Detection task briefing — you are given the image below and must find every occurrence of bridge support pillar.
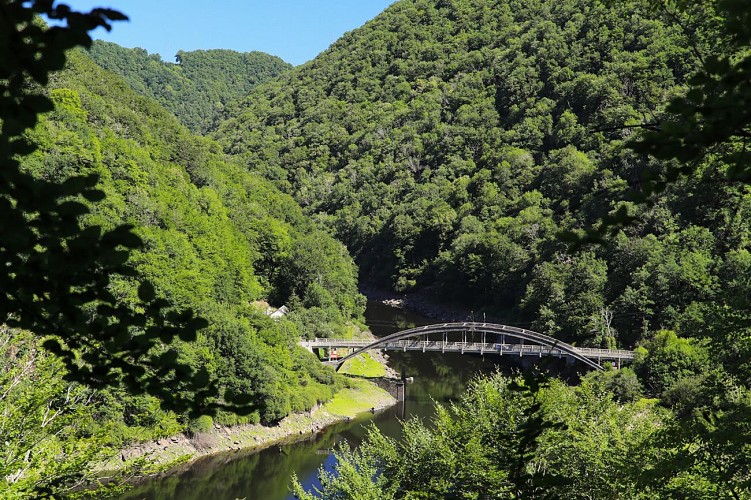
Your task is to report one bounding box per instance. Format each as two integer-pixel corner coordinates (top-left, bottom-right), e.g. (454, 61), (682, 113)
(396, 381), (405, 401)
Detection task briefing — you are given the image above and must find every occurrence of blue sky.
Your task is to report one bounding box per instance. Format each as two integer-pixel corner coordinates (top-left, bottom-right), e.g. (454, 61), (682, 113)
(65, 1), (397, 65)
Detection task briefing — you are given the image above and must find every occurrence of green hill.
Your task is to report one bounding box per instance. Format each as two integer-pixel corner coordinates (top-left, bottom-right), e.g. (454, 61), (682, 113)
(215, 0), (739, 348)
(2, 19), (362, 494)
(6, 41), (363, 443)
(88, 42), (292, 134)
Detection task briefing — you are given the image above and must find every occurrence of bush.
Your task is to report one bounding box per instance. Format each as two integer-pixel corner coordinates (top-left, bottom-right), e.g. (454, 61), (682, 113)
(187, 415), (214, 436)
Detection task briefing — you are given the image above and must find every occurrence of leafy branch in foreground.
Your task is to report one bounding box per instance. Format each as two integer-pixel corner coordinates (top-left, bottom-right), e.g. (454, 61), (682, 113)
(0, 0), (250, 415)
(506, 371), (569, 498)
(293, 370), (661, 499)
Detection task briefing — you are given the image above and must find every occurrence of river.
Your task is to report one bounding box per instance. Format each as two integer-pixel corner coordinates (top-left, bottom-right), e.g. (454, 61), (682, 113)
(116, 301), (574, 500)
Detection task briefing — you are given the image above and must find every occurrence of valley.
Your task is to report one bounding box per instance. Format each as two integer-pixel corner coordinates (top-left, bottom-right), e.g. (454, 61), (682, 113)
(1, 0), (750, 498)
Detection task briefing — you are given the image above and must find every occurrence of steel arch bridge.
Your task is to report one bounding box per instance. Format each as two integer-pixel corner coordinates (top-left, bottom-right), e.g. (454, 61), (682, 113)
(299, 322), (634, 372)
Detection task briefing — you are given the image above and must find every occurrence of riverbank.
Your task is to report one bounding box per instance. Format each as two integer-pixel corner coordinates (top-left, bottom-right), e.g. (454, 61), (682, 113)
(99, 379), (396, 485)
(339, 350), (400, 379)
(102, 300), (487, 499)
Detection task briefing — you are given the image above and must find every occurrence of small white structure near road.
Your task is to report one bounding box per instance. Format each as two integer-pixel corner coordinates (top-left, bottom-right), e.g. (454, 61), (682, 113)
(268, 305), (289, 320)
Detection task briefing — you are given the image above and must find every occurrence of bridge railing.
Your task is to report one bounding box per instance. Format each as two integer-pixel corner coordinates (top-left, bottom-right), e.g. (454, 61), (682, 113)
(301, 322), (636, 372)
(301, 338), (635, 361)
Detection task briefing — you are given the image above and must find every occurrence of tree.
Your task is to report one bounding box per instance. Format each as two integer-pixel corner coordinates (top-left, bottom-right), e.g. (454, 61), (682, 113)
(632, 0), (751, 184)
(0, 327), (111, 496)
(564, 0), (751, 242)
(294, 371), (666, 499)
(0, 0), (253, 415)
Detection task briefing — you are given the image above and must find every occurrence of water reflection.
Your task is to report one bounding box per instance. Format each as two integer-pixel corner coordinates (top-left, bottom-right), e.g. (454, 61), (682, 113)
(117, 413), (379, 500)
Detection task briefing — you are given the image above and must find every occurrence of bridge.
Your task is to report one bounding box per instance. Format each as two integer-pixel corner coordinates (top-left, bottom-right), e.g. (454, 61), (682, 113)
(299, 322), (635, 371)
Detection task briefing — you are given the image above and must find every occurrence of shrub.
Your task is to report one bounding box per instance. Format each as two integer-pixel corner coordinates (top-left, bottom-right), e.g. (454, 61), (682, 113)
(187, 415), (214, 436)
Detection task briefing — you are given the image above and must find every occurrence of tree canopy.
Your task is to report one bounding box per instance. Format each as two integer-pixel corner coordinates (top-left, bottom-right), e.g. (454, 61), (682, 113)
(88, 42), (292, 134)
(0, 2), (361, 495)
(214, 0), (735, 352)
(283, 0), (751, 497)
(5, 0), (751, 496)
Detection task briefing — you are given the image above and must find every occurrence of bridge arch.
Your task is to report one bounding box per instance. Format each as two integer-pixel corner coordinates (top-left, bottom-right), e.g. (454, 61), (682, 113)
(334, 322), (605, 371)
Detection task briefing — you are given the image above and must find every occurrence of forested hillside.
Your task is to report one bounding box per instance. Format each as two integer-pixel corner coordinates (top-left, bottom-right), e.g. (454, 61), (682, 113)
(215, 0), (739, 349)
(46, 47), (364, 421)
(5, 0), (751, 497)
(207, 0), (750, 497)
(88, 42), (291, 134)
(2, 43), (359, 495)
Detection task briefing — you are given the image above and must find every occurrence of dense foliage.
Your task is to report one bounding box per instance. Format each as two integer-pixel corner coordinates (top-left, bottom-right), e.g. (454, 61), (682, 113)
(5, 0), (751, 496)
(0, 0), (209, 411)
(214, 0), (745, 351)
(295, 371), (669, 499)
(88, 42), (291, 134)
(40, 47), (363, 423)
(0, 9), (358, 495)
(302, 331), (751, 498)
(285, 0), (751, 497)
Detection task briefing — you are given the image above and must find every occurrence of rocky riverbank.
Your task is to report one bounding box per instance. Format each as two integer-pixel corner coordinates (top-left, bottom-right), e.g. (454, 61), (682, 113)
(98, 379), (396, 484)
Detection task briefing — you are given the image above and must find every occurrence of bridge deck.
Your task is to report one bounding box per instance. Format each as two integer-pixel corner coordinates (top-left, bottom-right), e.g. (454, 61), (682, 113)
(300, 338), (634, 362)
